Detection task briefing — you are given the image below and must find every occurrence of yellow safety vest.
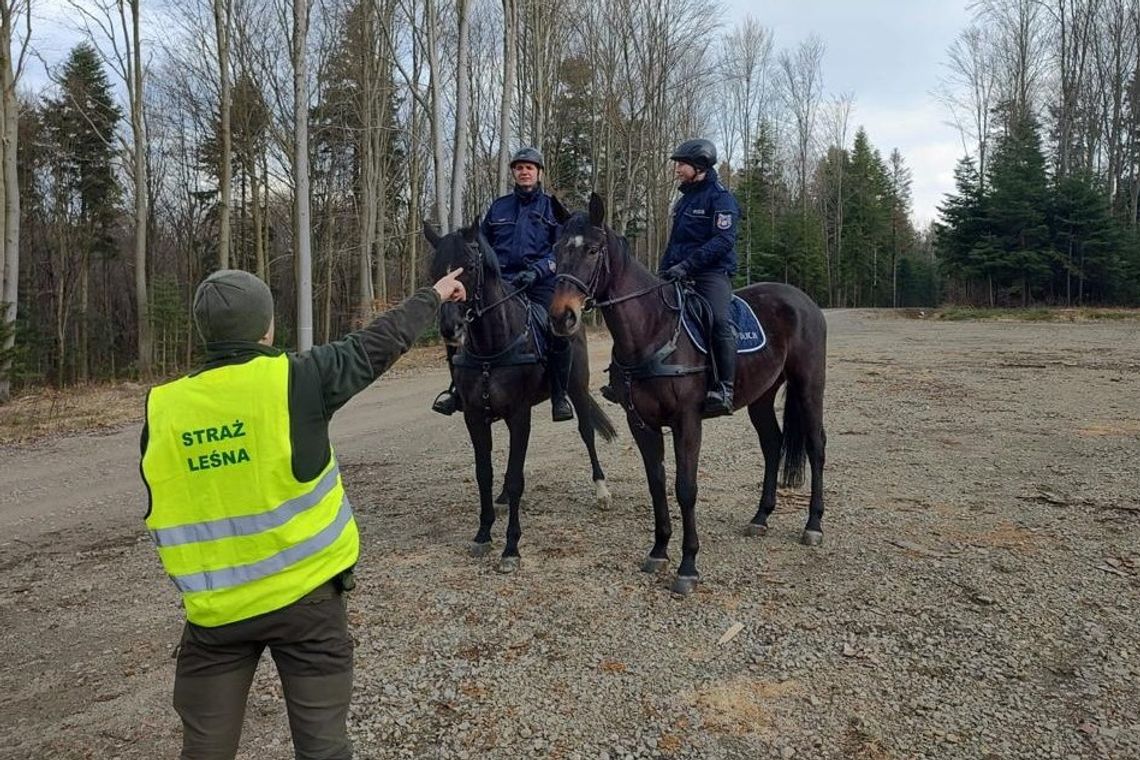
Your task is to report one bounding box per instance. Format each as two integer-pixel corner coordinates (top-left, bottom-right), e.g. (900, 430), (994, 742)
(141, 354), (359, 627)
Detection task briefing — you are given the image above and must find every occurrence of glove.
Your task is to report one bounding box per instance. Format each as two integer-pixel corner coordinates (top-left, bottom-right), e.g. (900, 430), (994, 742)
(663, 264), (688, 282)
(514, 269), (538, 289)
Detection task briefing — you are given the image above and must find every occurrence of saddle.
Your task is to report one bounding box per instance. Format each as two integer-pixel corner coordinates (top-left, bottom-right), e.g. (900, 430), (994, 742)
(678, 284), (768, 355)
(452, 301), (548, 369)
(603, 283), (768, 388)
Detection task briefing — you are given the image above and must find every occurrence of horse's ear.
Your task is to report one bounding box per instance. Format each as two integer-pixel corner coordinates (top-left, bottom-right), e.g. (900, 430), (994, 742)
(422, 220), (441, 248)
(461, 218), (479, 242)
(551, 194), (571, 224)
(588, 192), (606, 227)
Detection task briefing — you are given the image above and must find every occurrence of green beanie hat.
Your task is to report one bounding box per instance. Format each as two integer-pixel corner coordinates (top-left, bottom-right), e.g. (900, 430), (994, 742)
(192, 269), (274, 343)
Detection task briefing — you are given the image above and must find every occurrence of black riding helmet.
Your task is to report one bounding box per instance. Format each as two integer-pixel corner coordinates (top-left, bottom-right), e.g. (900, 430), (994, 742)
(509, 147), (545, 170)
(669, 139), (717, 173)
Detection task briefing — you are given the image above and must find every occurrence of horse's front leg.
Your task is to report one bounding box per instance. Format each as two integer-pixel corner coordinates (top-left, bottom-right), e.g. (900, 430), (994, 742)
(497, 407), (532, 573)
(464, 411), (495, 557)
(671, 414), (703, 596)
(631, 423), (670, 575)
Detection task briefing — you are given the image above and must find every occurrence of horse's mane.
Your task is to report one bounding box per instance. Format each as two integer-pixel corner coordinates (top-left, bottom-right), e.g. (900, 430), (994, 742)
(475, 229), (502, 279)
(430, 222), (503, 281)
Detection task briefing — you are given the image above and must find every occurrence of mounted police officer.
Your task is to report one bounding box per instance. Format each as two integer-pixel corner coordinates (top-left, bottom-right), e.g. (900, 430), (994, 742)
(661, 138), (740, 417)
(141, 267), (465, 759)
(431, 146), (574, 422)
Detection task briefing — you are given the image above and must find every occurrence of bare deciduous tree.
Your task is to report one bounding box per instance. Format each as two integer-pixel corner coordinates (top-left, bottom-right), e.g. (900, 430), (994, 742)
(0, 0), (30, 402)
(214, 0), (233, 268)
(938, 25), (999, 183)
(293, 0), (313, 350)
(69, 0), (154, 375)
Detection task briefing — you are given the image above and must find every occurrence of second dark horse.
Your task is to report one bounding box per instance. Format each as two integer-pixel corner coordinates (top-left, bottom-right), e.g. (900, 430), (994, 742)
(426, 220), (617, 573)
(550, 194), (828, 595)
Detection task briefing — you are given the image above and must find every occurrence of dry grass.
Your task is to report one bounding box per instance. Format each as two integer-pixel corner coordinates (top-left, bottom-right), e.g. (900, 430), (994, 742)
(685, 678), (802, 736)
(926, 306), (1140, 322)
(0, 344), (452, 446)
(1076, 420), (1140, 437)
(935, 520), (1050, 552)
(0, 382), (148, 445)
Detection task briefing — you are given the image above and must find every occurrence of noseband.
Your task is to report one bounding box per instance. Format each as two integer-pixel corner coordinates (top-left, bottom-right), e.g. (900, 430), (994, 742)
(554, 231), (668, 310)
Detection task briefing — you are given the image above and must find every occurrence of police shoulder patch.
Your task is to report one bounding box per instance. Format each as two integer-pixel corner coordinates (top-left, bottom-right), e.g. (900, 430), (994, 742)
(716, 212), (733, 230)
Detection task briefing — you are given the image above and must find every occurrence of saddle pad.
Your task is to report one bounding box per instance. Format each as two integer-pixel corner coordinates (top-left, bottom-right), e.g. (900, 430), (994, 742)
(682, 295), (767, 355)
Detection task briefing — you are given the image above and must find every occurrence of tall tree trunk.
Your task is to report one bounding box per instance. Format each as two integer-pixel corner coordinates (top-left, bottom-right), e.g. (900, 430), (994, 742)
(426, 0), (448, 231)
(129, 0), (151, 376)
(449, 0), (471, 231)
(0, 1), (19, 402)
(79, 247), (88, 382)
(293, 0), (313, 351)
(405, 16), (422, 296)
(359, 0), (377, 315)
(214, 0), (232, 268)
(261, 151), (270, 278)
(322, 247), (332, 342)
(374, 18), (393, 305)
(252, 157), (264, 280)
(496, 0), (517, 195)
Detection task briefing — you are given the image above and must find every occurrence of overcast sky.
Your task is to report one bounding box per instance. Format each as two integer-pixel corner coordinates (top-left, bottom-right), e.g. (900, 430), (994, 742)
(26, 0), (974, 227)
(721, 0), (975, 227)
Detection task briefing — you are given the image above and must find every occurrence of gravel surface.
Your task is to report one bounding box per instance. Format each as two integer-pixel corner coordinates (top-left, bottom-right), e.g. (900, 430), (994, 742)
(1, 310), (1137, 759)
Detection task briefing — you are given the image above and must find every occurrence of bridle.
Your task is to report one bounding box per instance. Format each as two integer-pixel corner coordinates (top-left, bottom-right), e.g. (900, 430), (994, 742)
(554, 229), (669, 311)
(460, 235), (528, 323)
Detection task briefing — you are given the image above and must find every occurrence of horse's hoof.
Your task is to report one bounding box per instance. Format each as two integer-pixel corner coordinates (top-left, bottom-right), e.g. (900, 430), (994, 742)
(801, 530), (824, 547)
(670, 575), (699, 596)
(469, 541), (493, 557)
(496, 556), (520, 574)
(744, 522), (768, 537)
(495, 490), (509, 505)
(594, 480), (612, 511)
(641, 556), (668, 574)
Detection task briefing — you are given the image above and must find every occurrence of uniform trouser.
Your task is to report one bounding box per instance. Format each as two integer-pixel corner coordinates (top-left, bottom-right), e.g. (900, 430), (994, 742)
(691, 271), (735, 349)
(173, 582), (353, 760)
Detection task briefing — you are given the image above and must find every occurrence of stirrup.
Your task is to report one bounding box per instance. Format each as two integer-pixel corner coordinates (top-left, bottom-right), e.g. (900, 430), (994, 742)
(551, 395), (574, 422)
(431, 389), (460, 416)
(701, 389), (733, 417)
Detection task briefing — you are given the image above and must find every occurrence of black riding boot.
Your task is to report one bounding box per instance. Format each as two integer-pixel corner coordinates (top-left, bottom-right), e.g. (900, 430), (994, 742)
(431, 345), (462, 416)
(548, 340), (575, 422)
(703, 331), (736, 417)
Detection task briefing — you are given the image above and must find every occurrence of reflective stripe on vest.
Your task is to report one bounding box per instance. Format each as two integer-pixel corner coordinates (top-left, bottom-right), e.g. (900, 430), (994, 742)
(141, 353), (359, 627)
(150, 463), (341, 548)
(169, 494), (353, 593)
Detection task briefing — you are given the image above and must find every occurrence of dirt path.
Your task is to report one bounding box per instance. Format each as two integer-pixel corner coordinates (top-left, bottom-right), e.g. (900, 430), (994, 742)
(1, 311), (1138, 759)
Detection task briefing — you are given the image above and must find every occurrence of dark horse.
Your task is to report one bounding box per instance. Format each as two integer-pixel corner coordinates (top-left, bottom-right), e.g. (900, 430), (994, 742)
(425, 219), (617, 573)
(549, 194), (828, 595)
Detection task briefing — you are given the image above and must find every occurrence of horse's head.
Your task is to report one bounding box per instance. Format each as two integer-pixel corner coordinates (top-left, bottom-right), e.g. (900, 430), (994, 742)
(424, 218), (498, 346)
(551, 193), (612, 337)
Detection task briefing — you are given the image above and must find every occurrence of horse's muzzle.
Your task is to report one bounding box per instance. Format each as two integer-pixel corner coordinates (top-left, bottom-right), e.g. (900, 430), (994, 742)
(440, 325), (466, 347)
(549, 304), (581, 337)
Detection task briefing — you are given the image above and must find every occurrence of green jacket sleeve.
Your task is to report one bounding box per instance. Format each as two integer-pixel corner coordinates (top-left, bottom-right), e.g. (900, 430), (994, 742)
(303, 287), (442, 415)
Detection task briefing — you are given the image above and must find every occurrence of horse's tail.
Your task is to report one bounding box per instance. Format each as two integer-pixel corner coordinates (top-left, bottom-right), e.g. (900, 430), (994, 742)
(780, 386), (807, 489)
(582, 393), (618, 442)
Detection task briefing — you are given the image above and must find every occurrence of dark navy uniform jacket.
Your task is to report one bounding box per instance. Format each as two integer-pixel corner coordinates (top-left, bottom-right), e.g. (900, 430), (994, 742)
(660, 167), (740, 277)
(480, 185), (560, 287)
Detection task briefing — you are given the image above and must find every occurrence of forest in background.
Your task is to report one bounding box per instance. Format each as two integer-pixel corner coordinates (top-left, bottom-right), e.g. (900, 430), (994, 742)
(0, 0), (1137, 398)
